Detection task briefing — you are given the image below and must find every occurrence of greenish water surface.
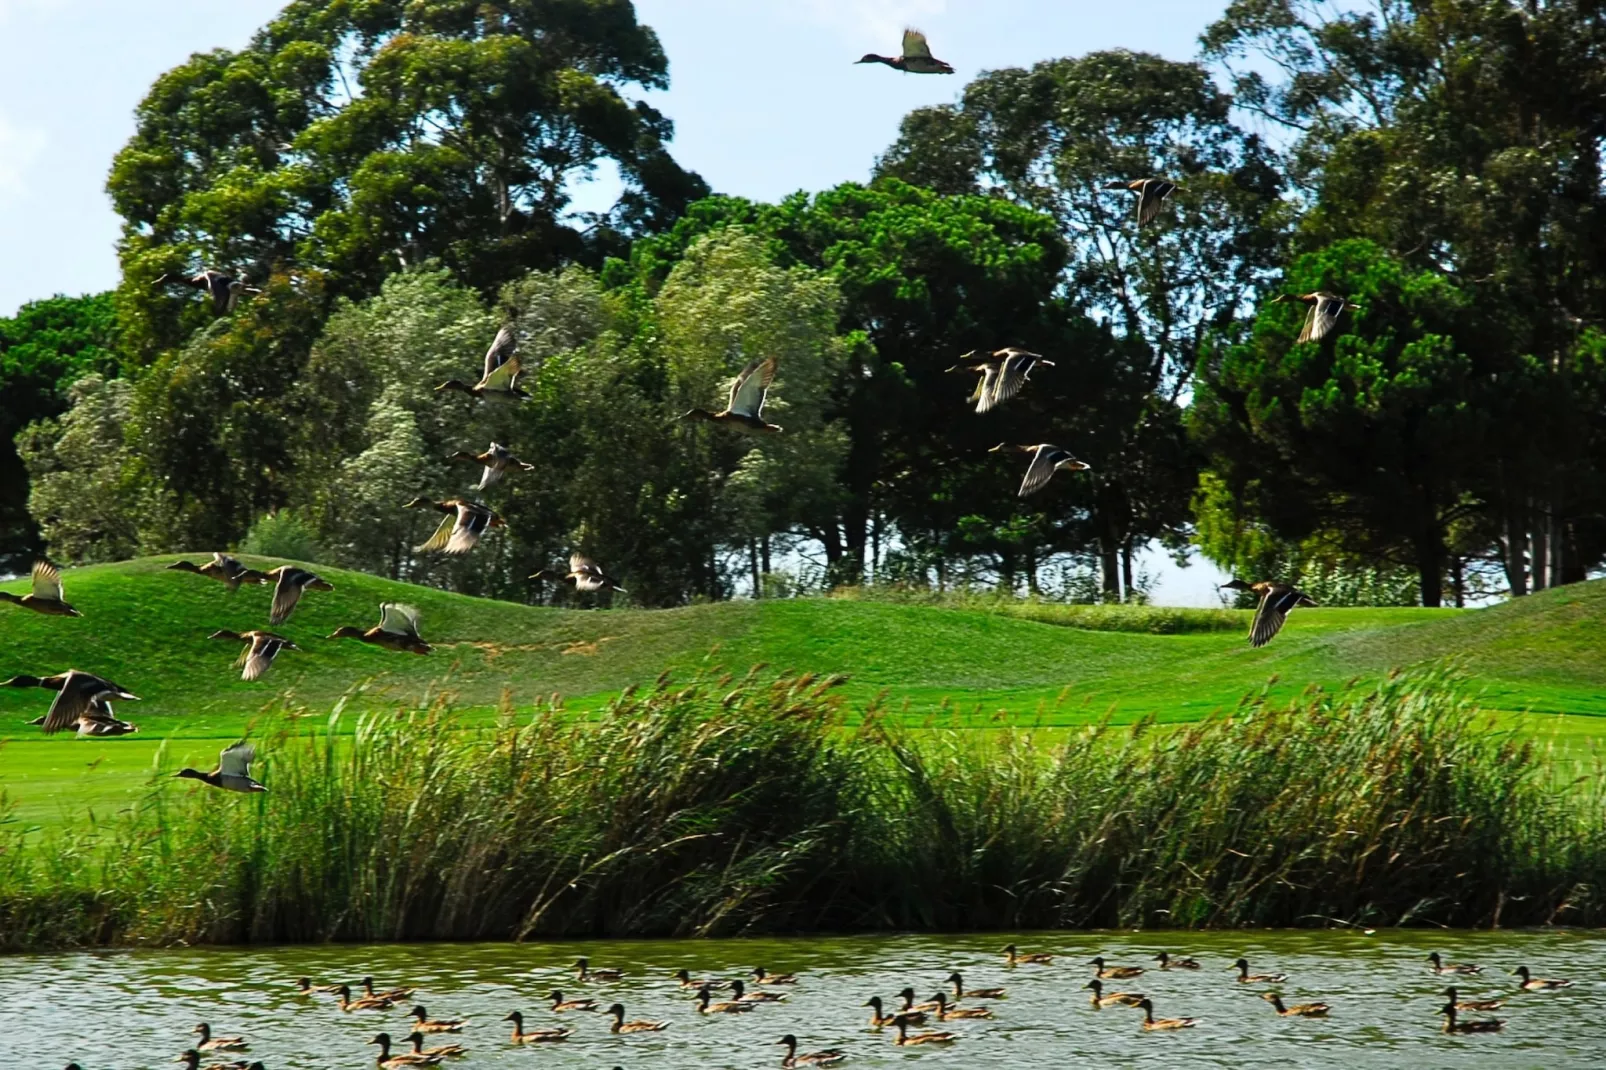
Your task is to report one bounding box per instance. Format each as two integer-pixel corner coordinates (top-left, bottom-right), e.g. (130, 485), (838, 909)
(7, 930), (1598, 1069)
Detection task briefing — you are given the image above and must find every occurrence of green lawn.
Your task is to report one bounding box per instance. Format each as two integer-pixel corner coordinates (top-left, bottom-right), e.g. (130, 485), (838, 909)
(2, 555), (1603, 829)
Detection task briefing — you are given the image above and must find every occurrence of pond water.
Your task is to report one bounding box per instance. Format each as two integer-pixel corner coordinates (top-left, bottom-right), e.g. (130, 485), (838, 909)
(6, 929), (1599, 1069)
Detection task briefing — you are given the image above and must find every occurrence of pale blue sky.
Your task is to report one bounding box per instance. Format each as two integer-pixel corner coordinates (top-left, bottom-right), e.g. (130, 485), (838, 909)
(0, 0), (1232, 602)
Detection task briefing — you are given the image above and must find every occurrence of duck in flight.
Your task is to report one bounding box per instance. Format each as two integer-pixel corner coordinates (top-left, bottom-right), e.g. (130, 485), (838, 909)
(208, 629), (300, 681)
(328, 603), (432, 655)
(5, 669), (140, 735)
(449, 441), (535, 489)
(408, 498), (503, 555)
(682, 356), (783, 433)
(174, 741), (266, 793)
(857, 29), (954, 74)
(530, 553), (627, 594)
(167, 553), (269, 592)
(1220, 580), (1317, 648)
(1273, 291), (1349, 343)
(437, 324), (530, 401)
(154, 268), (261, 315)
(1103, 178), (1181, 228)
(947, 349), (1054, 413)
(265, 565), (334, 625)
(990, 443), (1092, 496)
(0, 561), (80, 616)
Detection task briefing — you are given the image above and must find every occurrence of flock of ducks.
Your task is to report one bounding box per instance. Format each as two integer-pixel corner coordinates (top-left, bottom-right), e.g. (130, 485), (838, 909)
(54, 946), (1579, 1068)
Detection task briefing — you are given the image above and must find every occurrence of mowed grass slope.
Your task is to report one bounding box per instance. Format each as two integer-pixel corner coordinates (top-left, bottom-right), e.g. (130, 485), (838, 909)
(2, 555), (1603, 827)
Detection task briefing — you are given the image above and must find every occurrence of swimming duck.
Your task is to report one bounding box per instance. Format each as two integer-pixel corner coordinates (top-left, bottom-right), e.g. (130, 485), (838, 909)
(777, 1034), (847, 1067)
(1219, 580), (1317, 648)
(329, 603), (432, 655)
(681, 356), (783, 434)
(193, 1023), (248, 1052)
(1262, 992), (1329, 1018)
(943, 973), (1005, 1000)
(931, 991), (993, 1020)
(363, 977), (417, 1001)
(368, 1032), (439, 1067)
(1154, 951), (1201, 969)
(891, 1014), (957, 1045)
(947, 349), (1054, 414)
(154, 268), (260, 315)
(863, 996), (909, 1026)
(1440, 1003), (1503, 1033)
(695, 984), (754, 1014)
(264, 564), (333, 625)
(1512, 965), (1573, 990)
(990, 442), (1092, 497)
(574, 956), (624, 982)
(0, 561), (80, 616)
(530, 553), (627, 594)
(167, 553), (269, 592)
(5, 670), (139, 734)
(604, 1003), (668, 1033)
(546, 989), (598, 1012)
(174, 741), (266, 793)
(1231, 958), (1287, 984)
(673, 970), (730, 990)
(731, 979), (786, 1003)
(173, 1053), (253, 1070)
(436, 325), (530, 402)
(1102, 178), (1181, 227)
(888, 990), (931, 1022)
(294, 977), (343, 994)
(1428, 952), (1481, 975)
(1085, 978), (1145, 1007)
(208, 629), (299, 681)
(856, 28), (954, 74)
(336, 984), (393, 1011)
(407, 1005), (465, 1033)
(406, 1032), (466, 1059)
(1136, 998), (1198, 1030)
(1003, 943), (1054, 966)
(1272, 291), (1349, 343)
(1443, 987), (1504, 1012)
(1090, 957), (1144, 980)
(751, 967), (798, 985)
(448, 441), (535, 490)
(407, 498), (503, 555)
(502, 1010), (572, 1042)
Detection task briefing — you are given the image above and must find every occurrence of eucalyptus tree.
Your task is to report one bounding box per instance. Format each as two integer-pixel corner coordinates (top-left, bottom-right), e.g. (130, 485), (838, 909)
(110, 0), (706, 360)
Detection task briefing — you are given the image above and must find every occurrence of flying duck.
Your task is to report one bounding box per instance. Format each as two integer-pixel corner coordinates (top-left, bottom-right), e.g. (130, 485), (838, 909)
(947, 349), (1054, 413)
(0, 561), (79, 616)
(448, 441), (535, 490)
(167, 553), (269, 591)
(531, 553), (627, 594)
(990, 443), (1091, 496)
(857, 29), (954, 74)
(174, 741), (266, 793)
(1273, 291), (1349, 343)
(265, 564), (333, 625)
(682, 356), (783, 433)
(328, 603), (431, 655)
(4, 670), (139, 734)
(1103, 178), (1181, 227)
(208, 629), (299, 681)
(408, 498), (502, 555)
(436, 325), (529, 401)
(1220, 580), (1317, 647)
(155, 269), (260, 315)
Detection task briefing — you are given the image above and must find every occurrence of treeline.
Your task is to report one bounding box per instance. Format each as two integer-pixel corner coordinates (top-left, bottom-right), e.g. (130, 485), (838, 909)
(2, 668), (1600, 947)
(2, 0), (1604, 607)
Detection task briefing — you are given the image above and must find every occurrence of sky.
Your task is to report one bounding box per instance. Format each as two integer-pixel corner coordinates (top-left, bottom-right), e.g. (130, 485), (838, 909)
(0, 0), (1233, 604)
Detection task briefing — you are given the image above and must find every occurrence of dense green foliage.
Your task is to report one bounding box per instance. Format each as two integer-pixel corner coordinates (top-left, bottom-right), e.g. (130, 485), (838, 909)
(1, 666), (1599, 947)
(0, 294), (119, 569)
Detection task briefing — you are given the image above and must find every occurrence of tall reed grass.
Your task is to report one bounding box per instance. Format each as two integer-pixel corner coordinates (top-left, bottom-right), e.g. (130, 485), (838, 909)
(1, 667), (1600, 948)
(830, 583), (1244, 634)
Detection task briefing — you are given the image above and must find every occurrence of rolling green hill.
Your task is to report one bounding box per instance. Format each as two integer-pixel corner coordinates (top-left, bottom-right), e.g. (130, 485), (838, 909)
(2, 555), (1603, 827)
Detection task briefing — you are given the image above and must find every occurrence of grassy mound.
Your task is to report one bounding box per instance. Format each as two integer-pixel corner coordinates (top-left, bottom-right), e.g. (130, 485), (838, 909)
(2, 667), (1600, 948)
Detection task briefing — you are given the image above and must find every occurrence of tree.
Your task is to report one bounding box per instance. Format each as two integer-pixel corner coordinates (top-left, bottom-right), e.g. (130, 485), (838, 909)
(1192, 239), (1491, 606)
(110, 0), (707, 360)
(0, 294), (120, 568)
(875, 51), (1289, 595)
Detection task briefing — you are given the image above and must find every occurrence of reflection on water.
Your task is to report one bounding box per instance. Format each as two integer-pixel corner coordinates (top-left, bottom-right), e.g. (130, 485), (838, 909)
(5, 930), (1598, 1068)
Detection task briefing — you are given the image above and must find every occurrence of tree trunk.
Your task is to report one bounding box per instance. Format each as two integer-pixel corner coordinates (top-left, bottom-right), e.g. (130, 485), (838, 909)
(749, 538), (762, 599)
(1099, 536), (1120, 601)
(1120, 539), (1135, 602)
(1416, 535), (1445, 608)
(1547, 512), (1565, 588)
(1449, 555), (1466, 609)
(1025, 546), (1041, 597)
(1503, 509), (1528, 597)
(761, 533), (772, 579)
(1530, 501), (1548, 592)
